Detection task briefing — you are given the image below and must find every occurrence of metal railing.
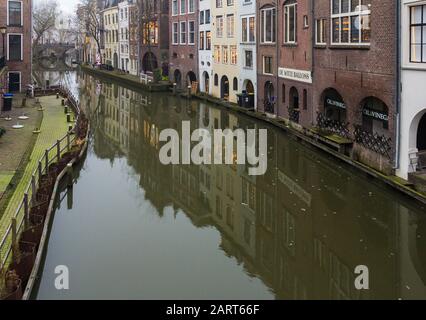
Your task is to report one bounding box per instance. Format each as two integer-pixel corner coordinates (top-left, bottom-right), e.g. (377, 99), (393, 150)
(316, 112), (351, 139)
(354, 125), (393, 159)
(0, 86), (81, 275)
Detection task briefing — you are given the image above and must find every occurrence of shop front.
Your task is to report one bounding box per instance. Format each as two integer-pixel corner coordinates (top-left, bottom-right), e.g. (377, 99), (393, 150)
(322, 88), (347, 123)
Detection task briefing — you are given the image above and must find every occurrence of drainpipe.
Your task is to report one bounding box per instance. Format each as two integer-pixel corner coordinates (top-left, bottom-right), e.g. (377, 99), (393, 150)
(394, 0), (401, 170)
(310, 0), (315, 126)
(275, 1), (279, 118)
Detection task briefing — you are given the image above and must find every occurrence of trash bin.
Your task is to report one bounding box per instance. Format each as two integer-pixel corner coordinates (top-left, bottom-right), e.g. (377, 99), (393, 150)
(2, 93), (13, 112)
(236, 94), (243, 107)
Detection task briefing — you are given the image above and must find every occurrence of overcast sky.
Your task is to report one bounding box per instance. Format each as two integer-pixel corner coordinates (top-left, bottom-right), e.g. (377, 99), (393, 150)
(35, 0), (80, 15)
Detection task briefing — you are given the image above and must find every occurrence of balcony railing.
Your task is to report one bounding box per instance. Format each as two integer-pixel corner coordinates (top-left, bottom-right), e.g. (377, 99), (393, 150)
(316, 112), (351, 139)
(354, 125), (393, 159)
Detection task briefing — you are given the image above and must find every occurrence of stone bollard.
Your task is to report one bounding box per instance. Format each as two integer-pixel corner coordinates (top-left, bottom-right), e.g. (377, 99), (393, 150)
(64, 105), (68, 114)
(62, 99), (65, 106)
(173, 83), (177, 95)
(67, 113), (72, 123)
(56, 92), (60, 99)
(187, 86), (192, 99)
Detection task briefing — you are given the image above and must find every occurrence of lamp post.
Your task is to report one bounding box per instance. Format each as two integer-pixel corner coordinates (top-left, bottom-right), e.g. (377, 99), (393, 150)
(0, 26), (7, 58)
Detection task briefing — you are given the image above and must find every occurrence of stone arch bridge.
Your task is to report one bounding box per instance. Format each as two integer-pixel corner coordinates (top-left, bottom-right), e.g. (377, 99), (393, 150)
(33, 43), (78, 71)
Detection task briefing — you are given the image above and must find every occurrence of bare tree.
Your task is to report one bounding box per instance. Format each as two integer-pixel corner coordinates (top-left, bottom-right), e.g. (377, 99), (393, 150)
(77, 0), (103, 64)
(33, 0), (59, 46)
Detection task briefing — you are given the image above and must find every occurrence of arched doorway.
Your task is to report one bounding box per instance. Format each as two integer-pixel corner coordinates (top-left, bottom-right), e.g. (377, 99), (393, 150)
(142, 52), (158, 73)
(202, 71), (210, 94)
(264, 81), (274, 113)
(113, 53), (119, 69)
(187, 71), (197, 87)
(360, 97), (390, 136)
(321, 88), (347, 123)
(244, 80), (255, 94)
(417, 113), (426, 151)
(221, 76), (229, 100)
(174, 69), (182, 88)
(289, 87), (300, 123)
(289, 87), (299, 111)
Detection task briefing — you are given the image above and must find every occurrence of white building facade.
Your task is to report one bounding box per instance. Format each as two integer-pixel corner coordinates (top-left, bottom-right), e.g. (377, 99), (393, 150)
(118, 0), (130, 72)
(198, 1), (212, 94)
(238, 0), (257, 109)
(397, 0), (426, 179)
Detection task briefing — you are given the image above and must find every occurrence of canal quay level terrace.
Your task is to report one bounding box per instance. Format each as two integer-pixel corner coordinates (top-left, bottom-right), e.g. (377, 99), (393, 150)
(30, 72), (426, 300)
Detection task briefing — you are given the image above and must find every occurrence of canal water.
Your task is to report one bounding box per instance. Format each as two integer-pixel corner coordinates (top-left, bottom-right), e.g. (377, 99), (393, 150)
(35, 72), (426, 300)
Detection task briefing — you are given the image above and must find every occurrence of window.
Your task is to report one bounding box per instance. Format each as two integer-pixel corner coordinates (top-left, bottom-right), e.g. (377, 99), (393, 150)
(172, 22), (179, 44)
(188, 21), (195, 44)
(206, 31), (211, 50)
(214, 74), (219, 86)
(410, 5), (426, 63)
(172, 0), (178, 15)
(214, 45), (221, 63)
(216, 0), (222, 8)
(263, 56), (273, 74)
(180, 21), (186, 44)
(8, 1), (22, 26)
(227, 0), (234, 6)
(227, 14), (234, 38)
(216, 16), (223, 37)
(315, 19), (327, 44)
(331, 0), (371, 44)
(233, 77), (238, 91)
(242, 16), (255, 43)
(200, 31), (205, 50)
(206, 10), (211, 24)
(180, 0), (186, 14)
(284, 2), (297, 43)
(230, 45), (237, 65)
(222, 45), (228, 64)
(8, 34), (22, 61)
(244, 50), (253, 68)
(188, 0), (195, 13)
(260, 7), (276, 43)
(200, 10), (204, 25)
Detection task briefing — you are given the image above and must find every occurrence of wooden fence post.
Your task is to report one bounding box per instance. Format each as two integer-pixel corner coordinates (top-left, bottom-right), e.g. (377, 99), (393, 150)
(45, 149), (49, 173)
(57, 140), (61, 161)
(24, 193), (29, 229)
(38, 160), (42, 181)
(67, 132), (71, 151)
(11, 218), (17, 262)
(31, 175), (36, 205)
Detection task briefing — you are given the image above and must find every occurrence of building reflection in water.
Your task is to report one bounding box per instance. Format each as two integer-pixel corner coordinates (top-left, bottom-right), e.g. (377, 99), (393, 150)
(77, 73), (426, 300)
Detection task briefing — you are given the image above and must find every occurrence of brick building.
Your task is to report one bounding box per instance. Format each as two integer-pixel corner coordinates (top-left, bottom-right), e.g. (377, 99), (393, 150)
(169, 0), (198, 90)
(257, 1), (278, 115)
(278, 0), (313, 127)
(0, 0), (32, 93)
(139, 0), (169, 77)
(313, 0), (397, 172)
(257, 0), (313, 126)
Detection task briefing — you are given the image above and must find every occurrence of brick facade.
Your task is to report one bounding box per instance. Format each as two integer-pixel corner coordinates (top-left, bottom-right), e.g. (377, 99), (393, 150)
(169, 0), (198, 89)
(313, 0), (397, 138)
(139, 0), (169, 76)
(0, 0), (32, 92)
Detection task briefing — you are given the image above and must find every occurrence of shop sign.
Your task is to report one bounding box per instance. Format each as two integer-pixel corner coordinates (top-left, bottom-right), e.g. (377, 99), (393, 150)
(326, 98), (346, 110)
(362, 108), (389, 122)
(278, 67), (312, 84)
